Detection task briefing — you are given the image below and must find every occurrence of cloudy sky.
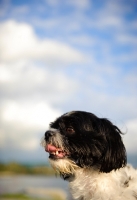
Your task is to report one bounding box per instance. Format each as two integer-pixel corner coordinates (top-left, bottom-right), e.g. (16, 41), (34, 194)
(0, 0), (137, 166)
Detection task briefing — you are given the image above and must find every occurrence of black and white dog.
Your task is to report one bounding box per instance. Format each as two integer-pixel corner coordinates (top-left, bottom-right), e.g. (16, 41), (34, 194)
(41, 111), (137, 200)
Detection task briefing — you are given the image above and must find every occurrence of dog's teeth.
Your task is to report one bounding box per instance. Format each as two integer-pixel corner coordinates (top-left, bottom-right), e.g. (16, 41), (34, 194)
(51, 152), (55, 155)
(56, 151), (59, 155)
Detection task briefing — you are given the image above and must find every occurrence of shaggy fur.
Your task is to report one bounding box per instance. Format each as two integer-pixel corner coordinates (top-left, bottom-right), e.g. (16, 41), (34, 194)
(41, 111), (137, 200)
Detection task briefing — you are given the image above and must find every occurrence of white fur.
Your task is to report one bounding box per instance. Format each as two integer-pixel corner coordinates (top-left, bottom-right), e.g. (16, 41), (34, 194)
(49, 158), (79, 174)
(69, 165), (137, 200)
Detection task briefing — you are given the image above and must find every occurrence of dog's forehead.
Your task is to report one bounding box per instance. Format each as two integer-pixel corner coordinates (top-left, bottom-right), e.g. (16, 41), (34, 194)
(50, 111), (96, 128)
(50, 111), (78, 128)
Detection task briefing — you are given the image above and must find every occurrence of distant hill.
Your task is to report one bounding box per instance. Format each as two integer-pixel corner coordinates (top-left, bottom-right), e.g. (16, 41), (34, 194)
(0, 162), (56, 176)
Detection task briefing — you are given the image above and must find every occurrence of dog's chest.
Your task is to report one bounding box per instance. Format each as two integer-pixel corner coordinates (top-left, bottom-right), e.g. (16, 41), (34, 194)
(68, 169), (112, 200)
(68, 168), (137, 200)
(69, 177), (95, 200)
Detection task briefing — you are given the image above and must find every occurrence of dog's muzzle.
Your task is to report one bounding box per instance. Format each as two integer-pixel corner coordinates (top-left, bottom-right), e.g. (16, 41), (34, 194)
(44, 130), (67, 159)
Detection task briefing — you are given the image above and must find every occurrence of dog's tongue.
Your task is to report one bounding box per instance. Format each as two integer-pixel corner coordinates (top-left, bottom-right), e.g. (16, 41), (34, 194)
(45, 144), (65, 158)
(45, 144), (58, 152)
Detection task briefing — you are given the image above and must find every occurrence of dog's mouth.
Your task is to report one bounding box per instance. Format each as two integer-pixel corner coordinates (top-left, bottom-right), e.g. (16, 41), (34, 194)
(45, 144), (67, 159)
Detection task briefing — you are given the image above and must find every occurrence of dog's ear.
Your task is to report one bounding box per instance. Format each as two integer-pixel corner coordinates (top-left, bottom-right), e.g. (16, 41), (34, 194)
(99, 119), (127, 173)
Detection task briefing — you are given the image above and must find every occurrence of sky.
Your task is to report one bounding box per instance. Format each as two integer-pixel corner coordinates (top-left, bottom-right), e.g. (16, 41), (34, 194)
(0, 0), (137, 166)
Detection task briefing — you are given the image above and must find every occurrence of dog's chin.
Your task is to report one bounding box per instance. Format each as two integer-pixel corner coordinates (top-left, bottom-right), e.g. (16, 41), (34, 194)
(49, 157), (79, 174)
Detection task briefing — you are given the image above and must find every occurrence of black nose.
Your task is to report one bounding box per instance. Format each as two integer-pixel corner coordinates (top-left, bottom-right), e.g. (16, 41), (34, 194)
(45, 130), (55, 140)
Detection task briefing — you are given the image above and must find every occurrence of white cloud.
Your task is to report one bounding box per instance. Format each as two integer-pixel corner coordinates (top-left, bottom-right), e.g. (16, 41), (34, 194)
(116, 34), (137, 45)
(1, 100), (61, 128)
(0, 61), (78, 105)
(0, 59), (78, 152)
(45, 0), (91, 10)
(0, 37), (79, 152)
(97, 16), (122, 28)
(11, 5), (29, 16)
(0, 100), (61, 151)
(68, 35), (96, 46)
(67, 0), (91, 10)
(123, 119), (137, 154)
(0, 20), (87, 64)
(46, 0), (61, 7)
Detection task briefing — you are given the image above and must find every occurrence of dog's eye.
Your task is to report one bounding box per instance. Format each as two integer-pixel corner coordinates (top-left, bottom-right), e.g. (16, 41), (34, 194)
(66, 127), (75, 134)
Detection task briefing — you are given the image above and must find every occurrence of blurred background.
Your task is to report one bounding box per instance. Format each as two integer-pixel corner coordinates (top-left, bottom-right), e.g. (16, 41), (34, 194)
(0, 0), (137, 199)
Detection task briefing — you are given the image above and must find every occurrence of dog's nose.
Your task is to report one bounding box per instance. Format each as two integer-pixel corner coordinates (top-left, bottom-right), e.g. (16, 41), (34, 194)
(45, 130), (55, 140)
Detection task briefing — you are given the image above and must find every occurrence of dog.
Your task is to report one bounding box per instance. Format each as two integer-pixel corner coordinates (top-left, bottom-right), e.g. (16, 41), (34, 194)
(41, 111), (137, 200)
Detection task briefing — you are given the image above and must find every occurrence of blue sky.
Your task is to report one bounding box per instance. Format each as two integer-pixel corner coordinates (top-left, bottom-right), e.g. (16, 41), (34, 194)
(0, 0), (137, 165)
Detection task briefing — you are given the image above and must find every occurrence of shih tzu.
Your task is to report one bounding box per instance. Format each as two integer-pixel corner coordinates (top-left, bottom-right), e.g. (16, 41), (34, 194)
(41, 111), (137, 200)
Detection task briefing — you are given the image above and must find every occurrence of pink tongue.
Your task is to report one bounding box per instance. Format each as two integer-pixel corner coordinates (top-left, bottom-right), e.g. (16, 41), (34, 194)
(45, 144), (66, 158)
(45, 144), (58, 152)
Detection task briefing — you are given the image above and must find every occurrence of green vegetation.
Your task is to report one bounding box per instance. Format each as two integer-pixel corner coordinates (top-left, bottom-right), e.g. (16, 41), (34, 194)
(0, 162), (56, 176)
(0, 193), (36, 200)
(0, 193), (64, 200)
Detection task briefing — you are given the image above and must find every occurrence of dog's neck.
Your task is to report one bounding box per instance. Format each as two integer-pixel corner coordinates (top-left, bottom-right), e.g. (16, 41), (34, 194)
(61, 167), (100, 182)
(60, 172), (74, 180)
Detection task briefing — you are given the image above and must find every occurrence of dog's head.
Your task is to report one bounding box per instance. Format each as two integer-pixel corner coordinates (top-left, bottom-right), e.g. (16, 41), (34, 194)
(41, 111), (126, 175)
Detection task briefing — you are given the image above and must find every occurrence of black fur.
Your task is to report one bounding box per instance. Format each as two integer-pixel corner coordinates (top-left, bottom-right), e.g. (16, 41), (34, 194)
(45, 111), (127, 173)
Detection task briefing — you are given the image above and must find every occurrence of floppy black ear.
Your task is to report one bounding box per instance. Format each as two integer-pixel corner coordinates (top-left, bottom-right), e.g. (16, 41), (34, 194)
(99, 118), (127, 173)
